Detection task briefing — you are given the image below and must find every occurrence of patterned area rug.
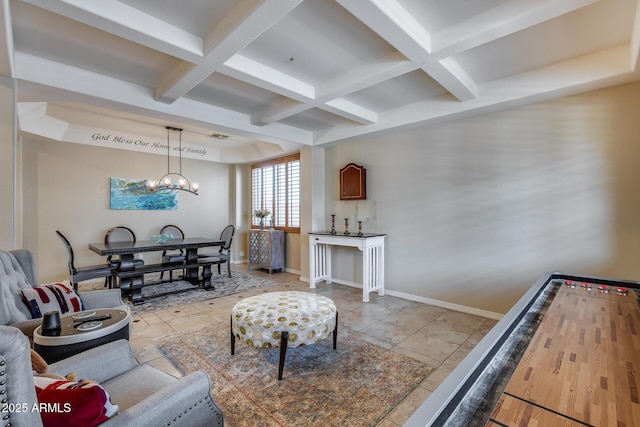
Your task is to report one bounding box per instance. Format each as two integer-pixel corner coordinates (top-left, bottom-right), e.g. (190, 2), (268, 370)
(79, 271), (277, 315)
(157, 326), (432, 427)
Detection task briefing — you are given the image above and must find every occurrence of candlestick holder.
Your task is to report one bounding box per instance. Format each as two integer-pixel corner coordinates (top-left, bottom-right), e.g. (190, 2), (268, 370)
(344, 218), (350, 236)
(330, 214), (336, 235)
(357, 221), (363, 236)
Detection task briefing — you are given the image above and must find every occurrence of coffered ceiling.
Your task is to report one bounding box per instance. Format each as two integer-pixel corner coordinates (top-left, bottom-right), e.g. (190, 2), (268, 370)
(1, 0), (639, 162)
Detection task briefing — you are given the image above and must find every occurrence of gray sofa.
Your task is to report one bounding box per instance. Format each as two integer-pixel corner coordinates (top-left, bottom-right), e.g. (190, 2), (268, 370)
(0, 249), (128, 337)
(0, 325), (224, 427)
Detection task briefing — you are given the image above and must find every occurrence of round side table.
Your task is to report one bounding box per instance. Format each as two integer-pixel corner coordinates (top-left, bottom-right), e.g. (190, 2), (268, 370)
(230, 291), (338, 380)
(33, 308), (130, 363)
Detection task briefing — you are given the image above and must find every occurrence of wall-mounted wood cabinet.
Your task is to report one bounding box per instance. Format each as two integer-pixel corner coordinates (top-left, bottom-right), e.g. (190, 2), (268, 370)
(340, 163), (366, 200)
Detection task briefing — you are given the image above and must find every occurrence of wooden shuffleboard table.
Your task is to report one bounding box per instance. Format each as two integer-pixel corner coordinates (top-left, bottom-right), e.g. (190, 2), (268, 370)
(405, 273), (640, 427)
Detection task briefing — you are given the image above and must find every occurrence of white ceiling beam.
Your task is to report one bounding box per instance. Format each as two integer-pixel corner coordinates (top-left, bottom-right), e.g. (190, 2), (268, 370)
(323, 98), (378, 124)
(14, 52), (313, 146)
(252, 100), (309, 126)
(21, 0), (203, 62)
(248, 54), (413, 125)
(337, 0), (431, 61)
(222, 56), (318, 125)
(0, 0), (14, 78)
(337, 0), (477, 101)
(225, 55), (379, 125)
(155, 0), (303, 103)
(317, 52), (419, 100)
(252, 95), (378, 126)
(422, 57), (478, 101)
(222, 54), (315, 101)
(314, 44), (636, 146)
(247, 0), (599, 121)
(433, 0), (601, 59)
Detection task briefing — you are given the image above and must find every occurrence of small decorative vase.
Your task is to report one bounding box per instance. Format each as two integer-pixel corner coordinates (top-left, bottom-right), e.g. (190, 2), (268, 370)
(259, 217), (265, 230)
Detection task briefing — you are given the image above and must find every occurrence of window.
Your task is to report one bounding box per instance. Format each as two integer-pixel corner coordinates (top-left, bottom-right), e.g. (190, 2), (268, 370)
(251, 153), (300, 232)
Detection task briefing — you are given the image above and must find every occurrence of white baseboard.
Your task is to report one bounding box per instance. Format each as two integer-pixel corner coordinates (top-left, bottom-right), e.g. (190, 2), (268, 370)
(383, 289), (503, 320)
(233, 259), (298, 275)
(298, 276), (503, 320)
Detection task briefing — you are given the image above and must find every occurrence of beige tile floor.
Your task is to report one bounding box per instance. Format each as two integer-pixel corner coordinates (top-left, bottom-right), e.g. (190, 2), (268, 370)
(126, 264), (498, 426)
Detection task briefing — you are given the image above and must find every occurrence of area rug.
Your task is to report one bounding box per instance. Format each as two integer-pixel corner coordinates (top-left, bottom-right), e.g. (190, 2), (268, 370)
(79, 271), (277, 315)
(157, 326), (432, 427)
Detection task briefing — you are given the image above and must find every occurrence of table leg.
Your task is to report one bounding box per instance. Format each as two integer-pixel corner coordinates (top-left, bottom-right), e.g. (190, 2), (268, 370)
(333, 312), (338, 350)
(379, 245), (385, 297)
(130, 275), (144, 304)
(310, 242), (333, 288)
(309, 240), (316, 289)
(362, 246), (371, 302)
(117, 254), (136, 295)
(278, 331), (289, 380)
(184, 248), (200, 284)
(361, 244), (385, 302)
(117, 254), (146, 304)
(326, 245), (332, 284)
(230, 316), (235, 355)
(202, 265), (214, 289)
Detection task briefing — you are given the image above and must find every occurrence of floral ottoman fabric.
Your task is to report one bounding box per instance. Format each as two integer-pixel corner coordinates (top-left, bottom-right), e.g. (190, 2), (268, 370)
(232, 291), (336, 349)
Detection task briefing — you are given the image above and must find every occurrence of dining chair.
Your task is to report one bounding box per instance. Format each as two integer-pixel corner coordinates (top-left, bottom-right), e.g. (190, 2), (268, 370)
(104, 226), (144, 288)
(159, 224), (185, 282)
(56, 230), (115, 291)
(198, 224), (235, 277)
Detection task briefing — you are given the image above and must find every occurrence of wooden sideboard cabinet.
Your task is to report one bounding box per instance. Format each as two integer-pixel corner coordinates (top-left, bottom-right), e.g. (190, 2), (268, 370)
(249, 229), (285, 274)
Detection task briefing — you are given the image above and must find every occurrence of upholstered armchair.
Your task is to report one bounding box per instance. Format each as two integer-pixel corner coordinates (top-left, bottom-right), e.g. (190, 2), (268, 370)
(0, 249), (128, 337)
(0, 325), (224, 427)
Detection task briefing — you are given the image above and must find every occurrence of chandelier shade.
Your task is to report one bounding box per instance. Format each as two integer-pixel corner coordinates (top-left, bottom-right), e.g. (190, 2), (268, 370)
(147, 126), (199, 195)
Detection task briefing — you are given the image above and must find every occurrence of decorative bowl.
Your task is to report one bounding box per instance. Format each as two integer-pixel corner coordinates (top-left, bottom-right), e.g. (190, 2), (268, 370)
(151, 234), (173, 244)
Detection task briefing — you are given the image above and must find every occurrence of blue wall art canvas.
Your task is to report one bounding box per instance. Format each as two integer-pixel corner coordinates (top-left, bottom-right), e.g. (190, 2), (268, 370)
(110, 177), (178, 210)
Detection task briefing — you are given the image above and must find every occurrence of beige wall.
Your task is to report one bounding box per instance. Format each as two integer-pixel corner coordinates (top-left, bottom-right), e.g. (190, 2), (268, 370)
(0, 77), (16, 249)
(323, 81), (640, 314)
(21, 136), (234, 283)
(285, 233), (300, 273)
(230, 164), (249, 264)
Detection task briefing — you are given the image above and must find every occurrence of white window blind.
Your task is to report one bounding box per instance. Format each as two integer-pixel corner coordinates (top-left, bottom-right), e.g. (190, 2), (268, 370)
(251, 154), (300, 232)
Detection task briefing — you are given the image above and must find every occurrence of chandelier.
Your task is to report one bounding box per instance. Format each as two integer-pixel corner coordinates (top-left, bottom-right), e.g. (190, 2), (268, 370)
(147, 126), (199, 195)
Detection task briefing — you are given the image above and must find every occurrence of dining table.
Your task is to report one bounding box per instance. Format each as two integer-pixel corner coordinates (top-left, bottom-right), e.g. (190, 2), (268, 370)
(89, 237), (224, 304)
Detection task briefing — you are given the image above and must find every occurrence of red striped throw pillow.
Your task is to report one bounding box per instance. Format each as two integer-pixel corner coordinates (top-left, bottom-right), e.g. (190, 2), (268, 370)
(22, 283), (84, 319)
(34, 377), (119, 427)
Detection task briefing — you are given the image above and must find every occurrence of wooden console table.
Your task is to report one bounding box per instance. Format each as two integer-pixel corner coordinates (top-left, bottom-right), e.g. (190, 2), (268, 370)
(308, 232), (386, 302)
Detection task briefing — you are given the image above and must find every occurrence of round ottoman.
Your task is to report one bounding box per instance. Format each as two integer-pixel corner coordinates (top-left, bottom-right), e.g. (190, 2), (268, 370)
(230, 291), (338, 380)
